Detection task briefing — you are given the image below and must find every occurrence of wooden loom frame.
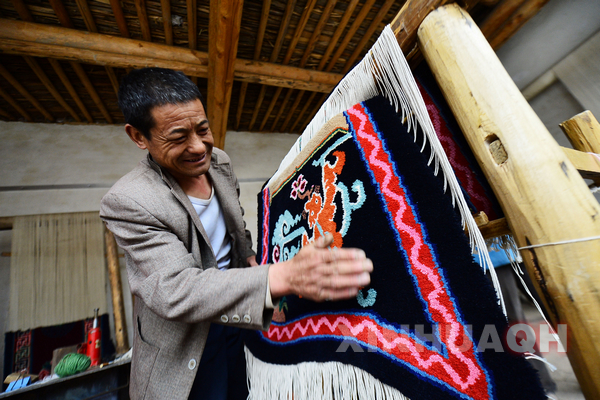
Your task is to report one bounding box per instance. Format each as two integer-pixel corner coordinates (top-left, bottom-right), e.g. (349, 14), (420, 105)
(392, 2), (600, 398)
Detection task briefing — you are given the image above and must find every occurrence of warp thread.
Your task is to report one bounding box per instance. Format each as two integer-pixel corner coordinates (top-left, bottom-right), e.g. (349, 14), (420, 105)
(55, 353), (91, 377)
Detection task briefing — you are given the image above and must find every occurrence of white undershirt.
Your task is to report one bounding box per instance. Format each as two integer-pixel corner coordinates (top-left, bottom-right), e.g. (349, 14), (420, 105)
(188, 188), (232, 270)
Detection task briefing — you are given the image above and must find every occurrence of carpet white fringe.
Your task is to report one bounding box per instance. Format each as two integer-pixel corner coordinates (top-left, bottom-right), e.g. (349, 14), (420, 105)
(245, 346), (411, 400)
(267, 25), (504, 313)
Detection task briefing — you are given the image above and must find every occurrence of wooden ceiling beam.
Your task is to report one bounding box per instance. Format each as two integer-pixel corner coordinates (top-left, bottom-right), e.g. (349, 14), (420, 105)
(479, 0), (526, 39)
(109, 0), (130, 37)
(0, 62), (54, 121)
(75, 0), (120, 99)
(135, 0), (152, 41)
(48, 58), (93, 122)
(10, 0), (34, 21)
(0, 19), (342, 92)
(325, 0), (377, 72)
(235, 0), (271, 130)
(187, 0), (197, 50)
(207, 0), (244, 148)
(487, 0), (551, 49)
(249, 0), (297, 131)
(270, 88), (293, 131)
(161, 0), (173, 45)
(24, 56), (81, 122)
(0, 86), (31, 121)
(0, 106), (13, 120)
(281, 90), (305, 132)
(290, 91), (317, 132)
(299, 0), (338, 67)
(258, 0), (318, 131)
(317, 0), (360, 70)
(342, 0), (396, 73)
(70, 61), (113, 123)
(49, 0), (112, 123)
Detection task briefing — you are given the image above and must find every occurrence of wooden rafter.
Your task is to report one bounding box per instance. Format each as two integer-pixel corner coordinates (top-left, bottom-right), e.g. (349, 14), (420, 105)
(207, 0), (244, 148)
(0, 85), (31, 121)
(325, 0), (377, 72)
(488, 0), (551, 49)
(75, 0), (120, 99)
(49, 0), (112, 123)
(109, 0), (130, 37)
(299, 0), (338, 67)
(10, 0), (33, 21)
(70, 61), (113, 123)
(280, 90), (305, 132)
(135, 0), (152, 42)
(75, 0), (97, 32)
(0, 106), (13, 120)
(290, 91), (318, 132)
(270, 0), (337, 132)
(479, 0), (527, 38)
(11, 0), (91, 122)
(235, 0), (271, 130)
(0, 62), (53, 121)
(187, 0), (197, 50)
(342, 0), (396, 73)
(270, 88), (293, 131)
(24, 56), (81, 122)
(48, 58), (93, 122)
(258, 0), (318, 131)
(0, 20), (342, 92)
(317, 0), (360, 70)
(161, 0), (173, 45)
(248, 0), (297, 131)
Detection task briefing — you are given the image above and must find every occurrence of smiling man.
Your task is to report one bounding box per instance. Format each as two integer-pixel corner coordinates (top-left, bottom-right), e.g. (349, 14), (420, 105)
(100, 68), (372, 400)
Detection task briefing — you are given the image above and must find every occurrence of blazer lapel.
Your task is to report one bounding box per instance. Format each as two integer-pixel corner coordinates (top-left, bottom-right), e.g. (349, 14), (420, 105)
(146, 155), (214, 256)
(207, 161), (240, 237)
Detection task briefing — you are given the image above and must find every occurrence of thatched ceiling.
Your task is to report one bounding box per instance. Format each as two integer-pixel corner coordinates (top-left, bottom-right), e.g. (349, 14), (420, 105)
(0, 0), (548, 143)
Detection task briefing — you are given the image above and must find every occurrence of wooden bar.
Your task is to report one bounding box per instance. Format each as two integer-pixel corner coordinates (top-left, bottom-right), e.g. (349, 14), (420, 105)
(0, 106), (13, 120)
(560, 110), (600, 154)
(135, 0), (152, 42)
(75, 0), (98, 32)
(342, 0), (396, 73)
(270, 88), (293, 131)
(48, 58), (93, 122)
(479, 0), (526, 38)
(207, 0), (244, 148)
(0, 62), (53, 121)
(161, 0), (173, 45)
(299, 0), (337, 67)
(317, 0), (360, 70)
(24, 56), (81, 121)
(0, 83), (32, 121)
(325, 0), (377, 72)
(70, 61), (113, 123)
(186, 0), (197, 50)
(418, 5), (600, 397)
(109, 0), (130, 37)
(0, 20), (341, 93)
(488, 0), (551, 49)
(10, 0), (34, 21)
(105, 228), (130, 354)
(562, 147), (600, 184)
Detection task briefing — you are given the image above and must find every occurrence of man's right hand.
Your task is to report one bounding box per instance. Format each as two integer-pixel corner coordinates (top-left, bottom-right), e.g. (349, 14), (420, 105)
(268, 233), (373, 302)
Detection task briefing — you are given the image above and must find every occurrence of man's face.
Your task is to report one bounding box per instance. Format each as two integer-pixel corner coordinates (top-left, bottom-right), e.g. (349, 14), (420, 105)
(141, 99), (214, 182)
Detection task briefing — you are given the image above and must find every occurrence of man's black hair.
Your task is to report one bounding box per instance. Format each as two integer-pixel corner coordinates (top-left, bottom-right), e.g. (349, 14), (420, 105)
(118, 68), (205, 139)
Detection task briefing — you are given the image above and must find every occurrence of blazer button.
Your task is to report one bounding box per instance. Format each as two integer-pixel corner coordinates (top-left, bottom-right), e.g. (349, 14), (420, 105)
(243, 315), (252, 324)
(231, 314), (241, 323)
(188, 359), (197, 370)
(220, 315), (229, 323)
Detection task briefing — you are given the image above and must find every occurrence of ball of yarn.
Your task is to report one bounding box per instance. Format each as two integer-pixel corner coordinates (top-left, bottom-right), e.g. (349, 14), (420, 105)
(55, 353), (91, 377)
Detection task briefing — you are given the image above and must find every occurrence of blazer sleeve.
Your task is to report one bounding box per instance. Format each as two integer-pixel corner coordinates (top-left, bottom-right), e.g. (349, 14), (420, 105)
(100, 192), (272, 330)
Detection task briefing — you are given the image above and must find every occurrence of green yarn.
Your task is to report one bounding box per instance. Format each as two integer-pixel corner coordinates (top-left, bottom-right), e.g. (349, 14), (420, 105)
(55, 353), (91, 377)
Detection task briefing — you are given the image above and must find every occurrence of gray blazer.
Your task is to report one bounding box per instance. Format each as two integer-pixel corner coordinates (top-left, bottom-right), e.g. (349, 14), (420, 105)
(100, 149), (272, 399)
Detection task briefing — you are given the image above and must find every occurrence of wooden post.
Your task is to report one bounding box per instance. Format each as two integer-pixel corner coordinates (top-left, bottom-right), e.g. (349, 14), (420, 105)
(560, 111), (600, 154)
(207, 0), (244, 148)
(418, 4), (600, 397)
(105, 227), (129, 354)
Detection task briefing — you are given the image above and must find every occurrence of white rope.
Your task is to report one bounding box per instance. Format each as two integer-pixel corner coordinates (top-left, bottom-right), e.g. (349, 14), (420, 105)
(267, 26), (498, 292)
(518, 235), (600, 250)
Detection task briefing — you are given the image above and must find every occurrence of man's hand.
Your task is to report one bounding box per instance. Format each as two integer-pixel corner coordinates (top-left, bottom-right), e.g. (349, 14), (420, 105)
(247, 255), (259, 267)
(268, 233), (372, 302)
